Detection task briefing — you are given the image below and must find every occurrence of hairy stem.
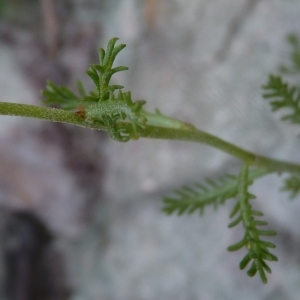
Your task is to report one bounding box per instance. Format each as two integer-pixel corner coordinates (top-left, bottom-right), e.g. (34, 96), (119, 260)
(1, 101), (299, 174)
(0, 102), (106, 130)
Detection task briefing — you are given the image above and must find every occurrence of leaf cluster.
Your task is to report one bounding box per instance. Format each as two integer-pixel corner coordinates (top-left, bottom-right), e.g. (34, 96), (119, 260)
(163, 166), (276, 283)
(42, 37), (148, 141)
(85, 90), (146, 141)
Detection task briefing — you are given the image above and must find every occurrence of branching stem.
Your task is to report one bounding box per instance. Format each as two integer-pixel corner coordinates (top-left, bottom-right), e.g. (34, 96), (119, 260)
(0, 101), (299, 175)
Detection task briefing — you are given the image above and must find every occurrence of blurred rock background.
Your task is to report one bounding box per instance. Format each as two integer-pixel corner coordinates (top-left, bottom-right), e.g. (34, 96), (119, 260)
(0, 0), (300, 299)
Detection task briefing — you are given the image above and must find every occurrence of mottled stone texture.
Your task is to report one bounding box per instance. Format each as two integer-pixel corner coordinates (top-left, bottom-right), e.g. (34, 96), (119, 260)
(0, 1), (300, 299)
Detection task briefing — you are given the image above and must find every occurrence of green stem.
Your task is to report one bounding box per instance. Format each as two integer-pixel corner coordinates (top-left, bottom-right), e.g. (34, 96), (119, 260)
(0, 101), (300, 174)
(138, 125), (300, 173)
(0, 102), (106, 130)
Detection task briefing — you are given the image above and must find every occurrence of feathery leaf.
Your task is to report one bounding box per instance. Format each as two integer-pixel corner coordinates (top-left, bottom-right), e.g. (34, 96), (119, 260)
(86, 37), (128, 102)
(262, 75), (300, 125)
(227, 162), (278, 284)
(281, 173), (300, 199)
(162, 168), (269, 216)
(42, 80), (82, 110)
(279, 34), (300, 74)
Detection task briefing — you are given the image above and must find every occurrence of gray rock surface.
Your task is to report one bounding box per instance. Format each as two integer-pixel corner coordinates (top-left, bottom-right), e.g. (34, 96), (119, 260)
(1, 1), (300, 299)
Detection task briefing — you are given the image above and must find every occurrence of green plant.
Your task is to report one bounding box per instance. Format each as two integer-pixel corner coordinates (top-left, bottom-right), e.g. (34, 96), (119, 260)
(0, 36), (300, 284)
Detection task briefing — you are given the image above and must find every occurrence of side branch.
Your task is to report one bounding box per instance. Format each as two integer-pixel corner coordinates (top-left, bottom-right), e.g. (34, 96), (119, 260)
(137, 125), (300, 174)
